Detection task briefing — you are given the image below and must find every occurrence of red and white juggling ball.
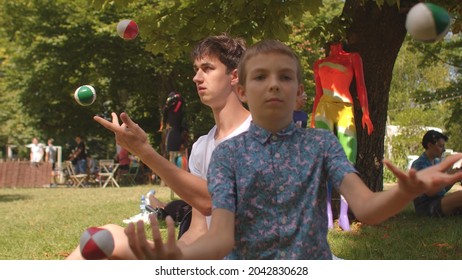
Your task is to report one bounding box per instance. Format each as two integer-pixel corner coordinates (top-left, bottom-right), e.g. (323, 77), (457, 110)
(117, 19), (139, 40)
(79, 227), (115, 260)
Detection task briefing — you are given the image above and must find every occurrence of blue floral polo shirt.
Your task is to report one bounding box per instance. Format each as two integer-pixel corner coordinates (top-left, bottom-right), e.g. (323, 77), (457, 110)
(207, 122), (356, 259)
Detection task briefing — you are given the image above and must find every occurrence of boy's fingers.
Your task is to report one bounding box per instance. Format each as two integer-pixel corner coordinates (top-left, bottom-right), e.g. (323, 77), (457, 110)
(407, 168), (419, 185)
(119, 112), (137, 128)
(166, 216), (176, 241)
(150, 214), (165, 259)
(135, 219), (153, 259)
(436, 154), (462, 171)
(385, 159), (421, 185)
(93, 116), (116, 132)
(111, 112), (119, 125)
(124, 223), (144, 259)
(165, 216), (177, 257)
(383, 160), (406, 180)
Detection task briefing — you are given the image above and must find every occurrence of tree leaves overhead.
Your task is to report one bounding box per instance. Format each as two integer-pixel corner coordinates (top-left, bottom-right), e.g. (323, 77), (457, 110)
(0, 0), (189, 156)
(104, 0), (323, 60)
(2, 0), (462, 191)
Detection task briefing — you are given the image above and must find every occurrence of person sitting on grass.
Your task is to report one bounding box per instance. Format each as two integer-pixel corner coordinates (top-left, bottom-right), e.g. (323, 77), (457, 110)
(124, 39), (462, 259)
(411, 130), (462, 217)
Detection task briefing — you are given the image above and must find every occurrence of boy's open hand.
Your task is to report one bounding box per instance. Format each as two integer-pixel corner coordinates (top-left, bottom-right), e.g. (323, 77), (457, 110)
(384, 154), (462, 199)
(124, 215), (183, 260)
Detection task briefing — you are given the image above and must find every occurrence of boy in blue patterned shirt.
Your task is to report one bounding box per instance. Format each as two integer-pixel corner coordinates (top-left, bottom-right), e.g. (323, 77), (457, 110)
(127, 39), (462, 259)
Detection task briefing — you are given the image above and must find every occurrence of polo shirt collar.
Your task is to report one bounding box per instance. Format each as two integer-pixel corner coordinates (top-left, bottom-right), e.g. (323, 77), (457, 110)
(248, 121), (297, 144)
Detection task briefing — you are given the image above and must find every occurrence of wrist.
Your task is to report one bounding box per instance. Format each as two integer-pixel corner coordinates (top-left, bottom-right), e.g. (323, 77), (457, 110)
(132, 143), (158, 161)
(395, 184), (420, 201)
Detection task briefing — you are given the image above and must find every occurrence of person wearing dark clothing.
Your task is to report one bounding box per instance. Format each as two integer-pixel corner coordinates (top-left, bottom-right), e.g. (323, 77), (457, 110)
(70, 135), (87, 175)
(293, 91), (308, 128)
(162, 92), (185, 154)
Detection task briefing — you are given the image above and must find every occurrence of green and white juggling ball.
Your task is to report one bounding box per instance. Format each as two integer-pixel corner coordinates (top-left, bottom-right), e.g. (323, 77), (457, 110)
(405, 3), (451, 43)
(74, 85), (96, 106)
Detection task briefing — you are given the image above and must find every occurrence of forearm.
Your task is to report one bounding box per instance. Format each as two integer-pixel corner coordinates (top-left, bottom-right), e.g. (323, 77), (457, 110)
(354, 155), (462, 224)
(351, 185), (413, 225)
(340, 174), (413, 225)
(136, 143), (211, 215)
(177, 209), (208, 247)
(180, 209), (234, 260)
(180, 231), (233, 260)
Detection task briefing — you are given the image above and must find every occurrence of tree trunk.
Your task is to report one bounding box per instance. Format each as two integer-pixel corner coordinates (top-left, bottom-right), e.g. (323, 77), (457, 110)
(342, 1), (410, 192)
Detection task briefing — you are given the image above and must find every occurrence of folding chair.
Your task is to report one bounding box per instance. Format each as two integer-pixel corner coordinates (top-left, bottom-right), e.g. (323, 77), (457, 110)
(65, 160), (87, 187)
(119, 161), (140, 186)
(99, 159), (120, 188)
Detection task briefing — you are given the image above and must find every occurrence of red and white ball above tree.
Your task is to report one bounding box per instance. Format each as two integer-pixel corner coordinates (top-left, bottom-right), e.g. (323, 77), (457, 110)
(117, 19), (139, 40)
(405, 3), (451, 42)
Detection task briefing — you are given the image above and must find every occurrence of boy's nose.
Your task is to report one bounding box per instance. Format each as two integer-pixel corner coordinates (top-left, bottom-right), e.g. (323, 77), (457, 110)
(193, 71), (203, 83)
(269, 78), (280, 92)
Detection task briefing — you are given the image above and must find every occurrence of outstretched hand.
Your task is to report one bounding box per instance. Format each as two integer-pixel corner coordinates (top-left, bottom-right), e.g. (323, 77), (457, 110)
(124, 215), (183, 260)
(383, 154), (462, 199)
(93, 112), (149, 156)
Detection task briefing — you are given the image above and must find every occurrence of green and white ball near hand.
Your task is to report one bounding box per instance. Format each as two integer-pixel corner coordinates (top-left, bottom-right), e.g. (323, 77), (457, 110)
(74, 85), (96, 106)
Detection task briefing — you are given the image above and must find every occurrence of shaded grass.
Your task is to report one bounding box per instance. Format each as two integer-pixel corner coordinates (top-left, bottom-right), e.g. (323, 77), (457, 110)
(1, 184), (462, 259)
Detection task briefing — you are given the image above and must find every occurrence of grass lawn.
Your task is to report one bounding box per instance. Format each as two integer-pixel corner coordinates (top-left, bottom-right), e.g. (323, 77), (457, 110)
(329, 184), (462, 259)
(1, 183), (462, 259)
(0, 184), (171, 260)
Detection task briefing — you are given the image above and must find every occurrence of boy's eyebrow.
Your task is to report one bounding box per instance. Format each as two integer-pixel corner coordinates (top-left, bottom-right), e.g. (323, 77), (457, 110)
(194, 61), (215, 68)
(249, 66), (296, 73)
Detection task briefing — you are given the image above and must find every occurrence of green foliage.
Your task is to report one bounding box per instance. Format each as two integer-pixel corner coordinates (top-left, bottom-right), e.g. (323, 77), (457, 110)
(2, 0), (462, 191)
(0, 81), (39, 158)
(386, 33), (462, 182)
(446, 98), (462, 152)
(307, 12), (351, 47)
(0, 0), (206, 157)
(119, 0), (323, 61)
(409, 34), (462, 152)
(0, 0), (331, 158)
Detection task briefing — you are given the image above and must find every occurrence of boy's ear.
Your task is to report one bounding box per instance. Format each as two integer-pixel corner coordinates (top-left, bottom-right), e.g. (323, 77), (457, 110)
(297, 84), (304, 97)
(237, 84), (247, 103)
(230, 69), (239, 86)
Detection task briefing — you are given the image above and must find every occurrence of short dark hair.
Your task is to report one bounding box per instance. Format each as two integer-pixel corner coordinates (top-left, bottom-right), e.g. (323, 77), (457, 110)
(191, 34), (247, 73)
(422, 130), (448, 149)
